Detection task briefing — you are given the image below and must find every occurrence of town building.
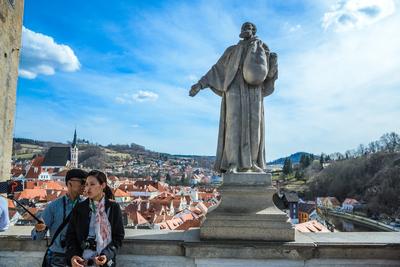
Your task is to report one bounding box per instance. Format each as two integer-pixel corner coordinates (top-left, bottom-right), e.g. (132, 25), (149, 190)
(298, 201), (316, 223)
(342, 198), (360, 212)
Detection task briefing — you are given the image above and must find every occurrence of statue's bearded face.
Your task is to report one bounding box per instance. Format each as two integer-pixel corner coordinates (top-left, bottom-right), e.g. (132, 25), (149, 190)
(240, 23), (256, 39)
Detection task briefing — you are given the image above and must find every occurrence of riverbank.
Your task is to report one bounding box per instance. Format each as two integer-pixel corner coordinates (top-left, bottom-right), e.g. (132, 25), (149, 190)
(322, 208), (399, 232)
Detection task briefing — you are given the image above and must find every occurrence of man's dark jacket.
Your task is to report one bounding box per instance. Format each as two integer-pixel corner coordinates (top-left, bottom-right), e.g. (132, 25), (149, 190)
(65, 198), (125, 267)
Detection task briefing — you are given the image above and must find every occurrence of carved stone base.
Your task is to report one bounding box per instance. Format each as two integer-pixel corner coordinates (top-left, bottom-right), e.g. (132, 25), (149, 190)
(200, 173), (294, 241)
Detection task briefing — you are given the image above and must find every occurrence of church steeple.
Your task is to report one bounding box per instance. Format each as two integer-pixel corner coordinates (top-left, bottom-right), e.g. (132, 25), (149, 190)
(70, 128), (78, 168)
(71, 128), (77, 148)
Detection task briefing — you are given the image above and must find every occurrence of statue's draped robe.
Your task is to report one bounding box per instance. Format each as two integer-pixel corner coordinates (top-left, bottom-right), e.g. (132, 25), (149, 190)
(199, 37), (278, 172)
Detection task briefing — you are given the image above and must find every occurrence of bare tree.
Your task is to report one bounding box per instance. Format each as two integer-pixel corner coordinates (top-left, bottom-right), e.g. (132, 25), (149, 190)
(380, 132), (400, 153)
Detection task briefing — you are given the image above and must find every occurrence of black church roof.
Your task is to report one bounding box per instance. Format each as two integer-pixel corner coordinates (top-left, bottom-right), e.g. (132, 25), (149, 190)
(42, 146), (71, 167)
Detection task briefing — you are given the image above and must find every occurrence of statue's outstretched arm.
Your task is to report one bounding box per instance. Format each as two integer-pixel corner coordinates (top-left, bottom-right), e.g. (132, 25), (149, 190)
(189, 45), (235, 97)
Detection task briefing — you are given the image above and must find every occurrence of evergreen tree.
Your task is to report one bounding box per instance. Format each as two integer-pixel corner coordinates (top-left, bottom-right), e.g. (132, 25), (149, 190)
(325, 155), (331, 162)
(320, 153), (325, 168)
(282, 157), (293, 175)
(300, 154), (311, 169)
(300, 154), (306, 169)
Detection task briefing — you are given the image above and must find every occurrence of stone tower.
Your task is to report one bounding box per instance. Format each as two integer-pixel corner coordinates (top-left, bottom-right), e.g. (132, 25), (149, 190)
(70, 129), (78, 168)
(0, 0), (24, 182)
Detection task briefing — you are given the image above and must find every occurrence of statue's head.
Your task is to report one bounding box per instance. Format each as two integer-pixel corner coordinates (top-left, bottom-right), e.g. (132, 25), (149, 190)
(240, 22), (257, 39)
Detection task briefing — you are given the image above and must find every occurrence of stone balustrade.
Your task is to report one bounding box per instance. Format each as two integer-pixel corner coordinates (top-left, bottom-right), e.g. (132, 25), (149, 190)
(1, 226), (400, 266)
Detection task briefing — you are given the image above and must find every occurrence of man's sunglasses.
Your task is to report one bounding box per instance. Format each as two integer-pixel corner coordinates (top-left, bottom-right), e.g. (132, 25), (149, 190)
(69, 179), (86, 185)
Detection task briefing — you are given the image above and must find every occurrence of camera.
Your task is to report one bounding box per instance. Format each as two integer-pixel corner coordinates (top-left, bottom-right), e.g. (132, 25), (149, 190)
(81, 237), (96, 251)
(0, 180), (24, 197)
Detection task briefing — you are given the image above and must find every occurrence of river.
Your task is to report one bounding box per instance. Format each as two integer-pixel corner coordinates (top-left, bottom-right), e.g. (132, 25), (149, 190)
(326, 215), (376, 232)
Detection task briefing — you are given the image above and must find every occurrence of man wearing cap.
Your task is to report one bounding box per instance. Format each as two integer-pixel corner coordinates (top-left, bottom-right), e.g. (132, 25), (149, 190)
(32, 169), (88, 267)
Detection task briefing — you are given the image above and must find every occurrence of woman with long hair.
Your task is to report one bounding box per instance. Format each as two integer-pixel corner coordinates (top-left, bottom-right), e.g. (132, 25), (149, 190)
(66, 170), (124, 267)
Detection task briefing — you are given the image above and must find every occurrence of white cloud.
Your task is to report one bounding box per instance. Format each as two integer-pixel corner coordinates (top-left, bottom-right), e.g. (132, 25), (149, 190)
(270, 9), (400, 158)
(18, 69), (36, 79)
(133, 90), (159, 102)
(115, 90), (159, 104)
(322, 0), (396, 31)
(19, 27), (80, 79)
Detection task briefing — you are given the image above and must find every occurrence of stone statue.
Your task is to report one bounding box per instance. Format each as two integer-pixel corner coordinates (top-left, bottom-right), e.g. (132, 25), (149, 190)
(189, 22), (278, 174)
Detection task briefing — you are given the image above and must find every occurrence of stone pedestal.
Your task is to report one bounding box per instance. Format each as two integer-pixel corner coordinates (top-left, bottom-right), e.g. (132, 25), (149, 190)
(200, 172), (294, 241)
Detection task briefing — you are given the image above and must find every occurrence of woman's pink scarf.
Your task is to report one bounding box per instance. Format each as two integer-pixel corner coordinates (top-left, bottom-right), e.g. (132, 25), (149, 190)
(95, 197), (112, 254)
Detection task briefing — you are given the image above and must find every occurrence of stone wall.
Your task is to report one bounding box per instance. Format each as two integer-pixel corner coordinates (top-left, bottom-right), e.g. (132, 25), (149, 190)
(1, 227), (400, 267)
(0, 0), (24, 182)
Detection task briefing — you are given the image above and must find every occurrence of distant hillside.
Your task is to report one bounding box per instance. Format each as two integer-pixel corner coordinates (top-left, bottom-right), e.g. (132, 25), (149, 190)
(12, 138), (215, 169)
(13, 138), (67, 160)
(269, 152), (316, 165)
(306, 151), (400, 217)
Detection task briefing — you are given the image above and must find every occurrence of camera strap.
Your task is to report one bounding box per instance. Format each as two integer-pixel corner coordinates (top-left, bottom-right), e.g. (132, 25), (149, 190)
(47, 211), (72, 248)
(48, 195), (79, 248)
(41, 212), (72, 267)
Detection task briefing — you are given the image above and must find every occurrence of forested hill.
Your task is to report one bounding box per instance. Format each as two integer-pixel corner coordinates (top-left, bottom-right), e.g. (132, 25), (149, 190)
(269, 152), (316, 165)
(306, 151), (400, 217)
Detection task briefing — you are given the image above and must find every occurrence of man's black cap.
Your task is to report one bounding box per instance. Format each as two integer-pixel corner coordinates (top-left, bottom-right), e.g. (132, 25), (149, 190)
(65, 169), (88, 184)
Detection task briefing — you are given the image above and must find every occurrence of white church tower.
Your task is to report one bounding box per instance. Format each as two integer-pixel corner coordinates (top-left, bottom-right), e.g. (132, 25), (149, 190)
(70, 129), (78, 168)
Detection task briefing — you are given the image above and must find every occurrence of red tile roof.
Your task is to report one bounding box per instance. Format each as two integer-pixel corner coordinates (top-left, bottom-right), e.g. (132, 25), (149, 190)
(175, 218), (201, 230)
(17, 189), (47, 201)
(114, 188), (130, 197)
(153, 214), (173, 224)
(31, 155), (45, 167)
(295, 220), (330, 233)
(146, 184), (158, 192)
(178, 212), (196, 222)
(34, 181), (65, 190)
(128, 211), (149, 225)
(25, 181), (36, 189)
(165, 218), (183, 230)
(118, 184), (138, 192)
(198, 192), (215, 201)
(25, 166), (42, 179)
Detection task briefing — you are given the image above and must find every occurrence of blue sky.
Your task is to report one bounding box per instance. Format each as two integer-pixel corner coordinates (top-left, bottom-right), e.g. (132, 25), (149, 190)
(15, 0), (400, 160)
